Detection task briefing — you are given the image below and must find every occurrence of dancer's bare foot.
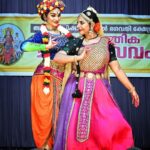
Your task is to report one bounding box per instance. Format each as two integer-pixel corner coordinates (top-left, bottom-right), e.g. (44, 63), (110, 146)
(43, 144), (52, 150)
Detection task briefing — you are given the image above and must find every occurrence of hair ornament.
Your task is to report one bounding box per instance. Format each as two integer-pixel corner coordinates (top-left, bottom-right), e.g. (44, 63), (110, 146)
(86, 6), (98, 17)
(37, 0), (65, 16)
(94, 22), (100, 33)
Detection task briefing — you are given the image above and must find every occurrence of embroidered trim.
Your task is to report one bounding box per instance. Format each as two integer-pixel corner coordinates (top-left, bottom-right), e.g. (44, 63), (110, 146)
(76, 77), (96, 142)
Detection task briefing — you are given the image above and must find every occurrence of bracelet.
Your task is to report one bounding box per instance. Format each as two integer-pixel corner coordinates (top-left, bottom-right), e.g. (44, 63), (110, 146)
(45, 45), (49, 51)
(129, 86), (135, 93)
(74, 55), (78, 64)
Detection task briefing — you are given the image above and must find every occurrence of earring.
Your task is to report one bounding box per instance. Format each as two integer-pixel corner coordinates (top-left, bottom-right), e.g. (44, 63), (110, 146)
(43, 14), (47, 22)
(89, 27), (94, 34)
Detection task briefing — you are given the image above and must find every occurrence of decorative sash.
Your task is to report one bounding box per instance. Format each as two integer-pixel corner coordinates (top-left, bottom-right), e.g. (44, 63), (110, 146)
(76, 76), (96, 142)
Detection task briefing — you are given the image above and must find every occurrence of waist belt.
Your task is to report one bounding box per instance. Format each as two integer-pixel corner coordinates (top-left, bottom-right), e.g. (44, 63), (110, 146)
(72, 71), (105, 79)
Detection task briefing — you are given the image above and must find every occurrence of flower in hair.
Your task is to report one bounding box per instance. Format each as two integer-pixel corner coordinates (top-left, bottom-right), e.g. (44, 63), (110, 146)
(37, 0), (65, 16)
(94, 22), (100, 33)
(87, 6), (98, 16)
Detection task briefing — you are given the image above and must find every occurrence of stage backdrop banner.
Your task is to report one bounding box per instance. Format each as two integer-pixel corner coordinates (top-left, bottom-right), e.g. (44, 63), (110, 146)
(0, 14), (150, 77)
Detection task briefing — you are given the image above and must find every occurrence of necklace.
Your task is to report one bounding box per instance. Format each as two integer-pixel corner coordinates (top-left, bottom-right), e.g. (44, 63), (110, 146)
(83, 35), (100, 45)
(84, 34), (98, 41)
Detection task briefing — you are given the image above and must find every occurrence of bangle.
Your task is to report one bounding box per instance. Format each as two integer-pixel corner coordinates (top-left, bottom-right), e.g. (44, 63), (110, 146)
(129, 86), (135, 93)
(45, 45), (49, 51)
(74, 55), (77, 64)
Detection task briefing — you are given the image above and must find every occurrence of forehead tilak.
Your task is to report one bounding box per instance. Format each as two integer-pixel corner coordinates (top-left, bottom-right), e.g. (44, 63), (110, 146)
(50, 8), (61, 15)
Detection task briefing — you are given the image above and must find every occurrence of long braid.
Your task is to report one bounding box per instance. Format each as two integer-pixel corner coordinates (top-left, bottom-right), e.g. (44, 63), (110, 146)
(72, 39), (83, 98)
(72, 59), (82, 98)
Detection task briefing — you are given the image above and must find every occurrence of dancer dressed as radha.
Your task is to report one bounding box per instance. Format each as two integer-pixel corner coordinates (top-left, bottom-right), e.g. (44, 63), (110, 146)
(52, 6), (140, 150)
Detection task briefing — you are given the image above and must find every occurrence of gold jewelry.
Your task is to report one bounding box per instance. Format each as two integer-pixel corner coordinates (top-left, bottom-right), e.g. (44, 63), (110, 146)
(129, 86), (135, 94)
(74, 55), (78, 64)
(84, 33), (98, 41)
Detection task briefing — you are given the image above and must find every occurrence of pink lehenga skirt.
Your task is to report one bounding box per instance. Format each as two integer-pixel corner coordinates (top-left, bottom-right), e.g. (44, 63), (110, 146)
(54, 74), (134, 150)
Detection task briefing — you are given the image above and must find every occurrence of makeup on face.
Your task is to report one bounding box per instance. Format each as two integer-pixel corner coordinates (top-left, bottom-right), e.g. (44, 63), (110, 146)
(49, 8), (61, 18)
(77, 16), (90, 35)
(47, 8), (61, 29)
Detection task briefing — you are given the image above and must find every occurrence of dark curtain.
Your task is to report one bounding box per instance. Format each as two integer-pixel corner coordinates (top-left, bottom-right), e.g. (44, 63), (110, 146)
(0, 76), (150, 149)
(0, 0), (150, 15)
(0, 77), (35, 148)
(111, 78), (150, 149)
(0, 0), (150, 149)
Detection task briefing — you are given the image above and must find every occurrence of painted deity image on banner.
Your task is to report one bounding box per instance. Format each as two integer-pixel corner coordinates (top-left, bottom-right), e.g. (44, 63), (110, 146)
(0, 24), (25, 65)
